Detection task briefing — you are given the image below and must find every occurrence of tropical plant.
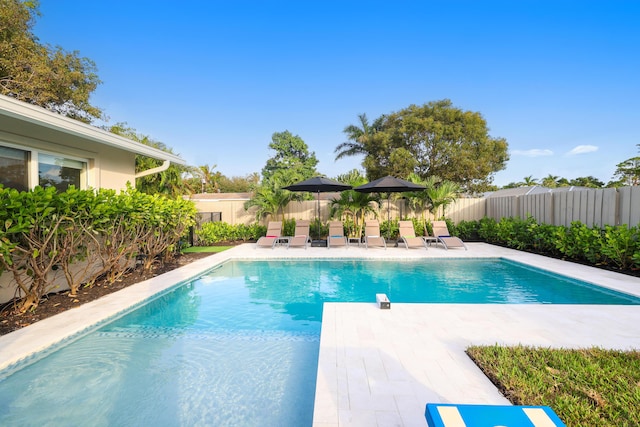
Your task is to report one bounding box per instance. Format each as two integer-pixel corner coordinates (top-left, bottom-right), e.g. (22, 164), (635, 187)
(335, 113), (385, 161)
(541, 174), (560, 188)
(243, 171), (303, 222)
(329, 170), (379, 238)
(428, 180), (461, 218)
(106, 123), (191, 196)
(0, 185), (196, 312)
(405, 173), (437, 221)
(195, 222), (266, 244)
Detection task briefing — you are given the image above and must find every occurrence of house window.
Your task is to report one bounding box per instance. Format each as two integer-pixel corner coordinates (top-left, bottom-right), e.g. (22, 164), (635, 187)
(0, 146), (29, 191)
(38, 154), (86, 192)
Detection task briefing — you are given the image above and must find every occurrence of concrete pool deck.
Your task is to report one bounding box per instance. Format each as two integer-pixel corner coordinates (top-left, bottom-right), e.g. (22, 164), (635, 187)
(1, 243), (639, 427)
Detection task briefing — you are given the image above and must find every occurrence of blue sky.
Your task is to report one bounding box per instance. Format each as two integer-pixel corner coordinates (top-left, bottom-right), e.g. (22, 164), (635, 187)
(34, 1), (640, 187)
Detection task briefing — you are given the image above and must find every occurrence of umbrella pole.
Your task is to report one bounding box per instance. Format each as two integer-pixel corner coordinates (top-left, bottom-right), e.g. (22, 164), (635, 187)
(387, 195), (391, 240)
(316, 191), (320, 240)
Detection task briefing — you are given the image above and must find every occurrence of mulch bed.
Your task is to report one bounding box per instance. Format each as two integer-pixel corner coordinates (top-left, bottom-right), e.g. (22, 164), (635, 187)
(0, 252), (212, 336)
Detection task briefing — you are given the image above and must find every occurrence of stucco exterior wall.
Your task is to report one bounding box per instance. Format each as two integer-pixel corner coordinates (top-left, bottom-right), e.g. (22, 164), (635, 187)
(0, 116), (136, 190)
(92, 146), (136, 190)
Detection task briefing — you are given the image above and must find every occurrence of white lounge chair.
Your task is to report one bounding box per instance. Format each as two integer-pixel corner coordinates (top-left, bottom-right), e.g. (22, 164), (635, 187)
(364, 219), (386, 249)
(327, 221), (348, 248)
(288, 220), (312, 249)
(256, 221), (283, 249)
(431, 220), (467, 250)
(397, 220), (428, 250)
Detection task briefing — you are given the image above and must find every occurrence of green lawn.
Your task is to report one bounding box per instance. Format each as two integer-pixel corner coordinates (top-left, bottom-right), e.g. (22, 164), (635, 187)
(467, 345), (640, 427)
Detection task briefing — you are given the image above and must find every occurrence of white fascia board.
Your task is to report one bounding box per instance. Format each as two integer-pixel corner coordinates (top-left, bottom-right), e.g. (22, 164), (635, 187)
(0, 94), (185, 165)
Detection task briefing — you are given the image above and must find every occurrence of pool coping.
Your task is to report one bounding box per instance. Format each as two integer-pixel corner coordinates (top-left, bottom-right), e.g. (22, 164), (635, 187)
(0, 243), (639, 426)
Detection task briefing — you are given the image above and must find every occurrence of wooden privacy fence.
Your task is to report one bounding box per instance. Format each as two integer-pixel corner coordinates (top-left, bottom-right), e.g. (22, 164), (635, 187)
(190, 197), (486, 226)
(189, 186), (640, 228)
(486, 186), (640, 228)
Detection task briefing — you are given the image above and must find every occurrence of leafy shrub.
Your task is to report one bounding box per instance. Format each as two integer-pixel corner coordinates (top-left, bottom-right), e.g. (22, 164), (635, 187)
(527, 221), (558, 255)
(283, 218), (296, 237)
(196, 221), (266, 244)
(477, 217), (499, 243)
(600, 225), (640, 269)
(554, 221), (603, 264)
(380, 219), (399, 240)
(310, 218), (328, 239)
(471, 216), (640, 272)
(455, 220), (480, 241)
(0, 186), (196, 312)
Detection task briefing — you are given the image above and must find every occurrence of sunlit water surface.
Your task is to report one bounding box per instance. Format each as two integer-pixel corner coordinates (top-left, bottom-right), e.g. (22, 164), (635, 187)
(1, 258), (638, 426)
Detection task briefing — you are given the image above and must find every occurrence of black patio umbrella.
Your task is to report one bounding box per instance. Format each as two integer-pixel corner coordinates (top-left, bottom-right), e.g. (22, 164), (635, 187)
(283, 176), (352, 238)
(354, 175), (426, 239)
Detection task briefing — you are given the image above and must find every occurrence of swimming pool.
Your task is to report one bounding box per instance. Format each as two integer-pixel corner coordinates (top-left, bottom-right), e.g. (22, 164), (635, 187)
(1, 258), (638, 426)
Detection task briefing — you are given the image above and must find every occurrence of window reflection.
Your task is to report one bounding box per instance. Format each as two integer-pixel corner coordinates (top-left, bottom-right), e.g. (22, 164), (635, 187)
(38, 154), (84, 192)
(0, 146), (29, 191)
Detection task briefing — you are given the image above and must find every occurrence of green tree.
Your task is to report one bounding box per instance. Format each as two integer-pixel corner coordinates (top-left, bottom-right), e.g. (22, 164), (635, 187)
(261, 131), (318, 181)
(568, 176), (604, 188)
(0, 0), (103, 123)
(522, 176), (538, 186)
(336, 100), (509, 192)
(216, 173), (260, 193)
(501, 182), (521, 189)
(184, 164), (221, 193)
(611, 145), (640, 186)
(106, 123), (190, 197)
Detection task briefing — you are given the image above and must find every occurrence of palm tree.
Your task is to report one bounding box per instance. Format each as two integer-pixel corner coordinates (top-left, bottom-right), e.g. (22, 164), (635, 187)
(243, 172), (303, 222)
(522, 175), (538, 186)
(541, 174), (560, 188)
(334, 113), (384, 161)
(428, 180), (461, 219)
(330, 170), (379, 238)
(405, 173), (439, 221)
(195, 164), (220, 193)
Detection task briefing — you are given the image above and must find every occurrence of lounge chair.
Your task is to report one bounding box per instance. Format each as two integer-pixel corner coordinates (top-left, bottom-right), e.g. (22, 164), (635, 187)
(288, 219), (312, 249)
(327, 221), (348, 248)
(256, 221), (283, 249)
(397, 220), (428, 250)
(364, 219), (386, 249)
(431, 220), (467, 250)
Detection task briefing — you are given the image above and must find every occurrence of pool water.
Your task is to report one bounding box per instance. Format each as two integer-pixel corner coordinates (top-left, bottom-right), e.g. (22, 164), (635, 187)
(1, 258), (638, 426)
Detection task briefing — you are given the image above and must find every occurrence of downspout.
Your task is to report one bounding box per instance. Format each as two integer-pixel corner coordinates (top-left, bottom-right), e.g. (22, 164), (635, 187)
(135, 159), (171, 179)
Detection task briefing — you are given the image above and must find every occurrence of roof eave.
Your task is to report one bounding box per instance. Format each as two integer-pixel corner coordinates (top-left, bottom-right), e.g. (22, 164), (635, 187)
(0, 94), (186, 165)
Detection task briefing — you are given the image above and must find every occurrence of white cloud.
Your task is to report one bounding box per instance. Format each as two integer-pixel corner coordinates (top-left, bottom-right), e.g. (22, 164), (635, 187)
(512, 149), (554, 157)
(566, 145), (599, 155)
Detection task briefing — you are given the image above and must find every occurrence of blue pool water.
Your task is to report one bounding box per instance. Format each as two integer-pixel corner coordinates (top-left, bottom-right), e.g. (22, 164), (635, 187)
(1, 258), (638, 426)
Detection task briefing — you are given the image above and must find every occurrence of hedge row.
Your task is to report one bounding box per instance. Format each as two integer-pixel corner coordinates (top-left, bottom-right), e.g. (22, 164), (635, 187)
(0, 186), (197, 312)
(454, 216), (640, 271)
(196, 216), (639, 272)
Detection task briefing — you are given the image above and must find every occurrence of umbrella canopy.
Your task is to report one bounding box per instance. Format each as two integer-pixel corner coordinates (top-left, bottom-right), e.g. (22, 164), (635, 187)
(283, 176), (352, 193)
(354, 176), (426, 239)
(283, 176), (352, 238)
(353, 175), (426, 193)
